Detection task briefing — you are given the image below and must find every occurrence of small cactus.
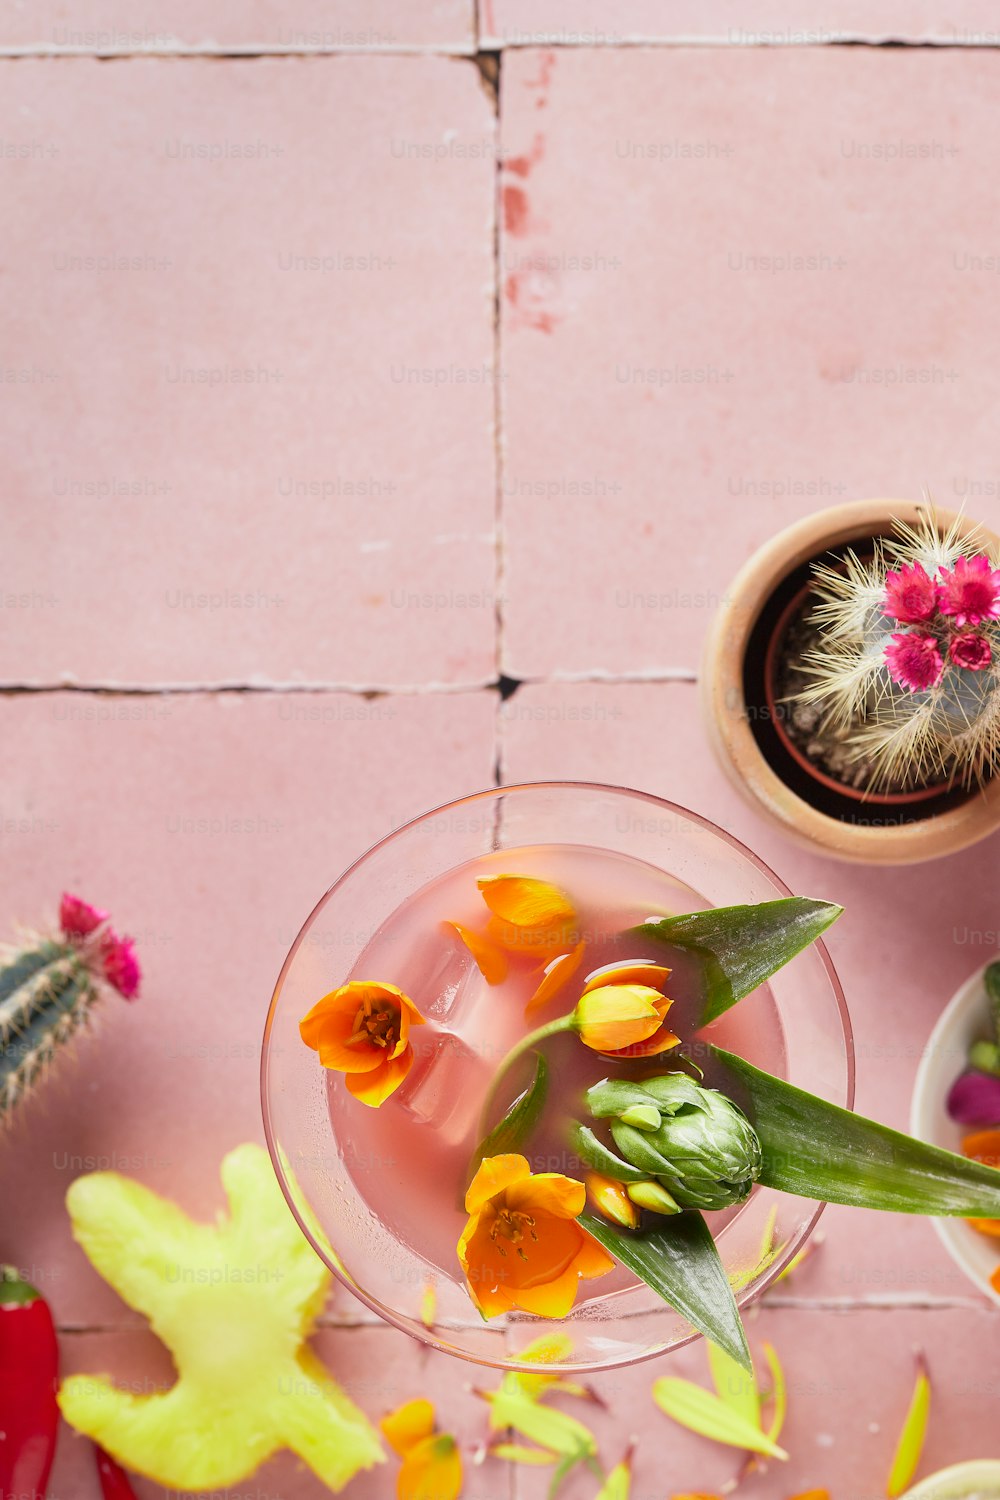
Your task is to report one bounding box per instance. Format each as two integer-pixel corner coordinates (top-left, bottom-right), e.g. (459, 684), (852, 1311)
(0, 895), (140, 1125)
(796, 509), (1000, 793)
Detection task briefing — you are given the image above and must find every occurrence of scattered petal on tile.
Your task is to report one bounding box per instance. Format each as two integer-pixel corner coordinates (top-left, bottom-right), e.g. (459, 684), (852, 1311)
(0, 689), (494, 1326)
(497, 46), (1000, 677)
(0, 57), (496, 687)
(503, 1306), (1000, 1500)
(482, 0), (1000, 45)
(0, 1), (476, 53)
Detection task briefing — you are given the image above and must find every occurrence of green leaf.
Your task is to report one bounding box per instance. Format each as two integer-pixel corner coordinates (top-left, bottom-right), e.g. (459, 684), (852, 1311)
(568, 1123), (647, 1183)
(712, 1047), (1000, 1217)
(469, 1051), (548, 1182)
(707, 1340), (760, 1430)
(887, 1355), (930, 1498)
(651, 1377), (788, 1459)
(579, 1210), (751, 1373)
(634, 899), (843, 1025)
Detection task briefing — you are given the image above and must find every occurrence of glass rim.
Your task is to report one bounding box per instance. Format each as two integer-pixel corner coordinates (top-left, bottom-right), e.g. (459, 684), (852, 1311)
(261, 779), (855, 1373)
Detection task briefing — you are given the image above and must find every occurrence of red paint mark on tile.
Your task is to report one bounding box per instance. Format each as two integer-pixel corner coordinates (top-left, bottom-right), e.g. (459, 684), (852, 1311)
(504, 270), (558, 334)
(525, 49), (555, 108)
(503, 183), (530, 235)
(505, 132), (546, 178)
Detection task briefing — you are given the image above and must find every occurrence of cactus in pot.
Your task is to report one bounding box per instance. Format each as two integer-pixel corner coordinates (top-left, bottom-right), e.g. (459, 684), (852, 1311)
(796, 511), (1000, 794)
(1, 894), (140, 1125)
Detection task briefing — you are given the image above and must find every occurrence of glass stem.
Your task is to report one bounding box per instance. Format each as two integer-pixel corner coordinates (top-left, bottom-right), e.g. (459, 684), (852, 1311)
(479, 1013), (577, 1136)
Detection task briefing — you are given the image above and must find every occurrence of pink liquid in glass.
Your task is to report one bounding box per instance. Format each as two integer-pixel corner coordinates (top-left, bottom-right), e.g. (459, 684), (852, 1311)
(327, 843), (787, 1299)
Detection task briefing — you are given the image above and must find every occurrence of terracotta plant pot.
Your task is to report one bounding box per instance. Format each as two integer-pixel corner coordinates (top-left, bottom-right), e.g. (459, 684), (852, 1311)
(701, 499), (1000, 864)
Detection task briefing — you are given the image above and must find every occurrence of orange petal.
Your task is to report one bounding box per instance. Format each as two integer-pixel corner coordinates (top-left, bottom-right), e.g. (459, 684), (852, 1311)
(581, 960), (671, 994)
(380, 1399), (436, 1458)
(477, 874), (576, 929)
(507, 1172), (586, 1222)
(465, 1153), (532, 1214)
(574, 1230), (617, 1280)
(497, 1228), (614, 1318)
(991, 1265), (1000, 1293)
(345, 1047), (413, 1106)
(525, 941), (587, 1015)
(787, 1492), (831, 1500)
(398, 1434), (463, 1500)
(603, 1027), (681, 1060)
(318, 1031), (385, 1073)
(963, 1130), (1000, 1168)
(442, 921), (508, 985)
(969, 1217), (1000, 1238)
(298, 985), (359, 1049)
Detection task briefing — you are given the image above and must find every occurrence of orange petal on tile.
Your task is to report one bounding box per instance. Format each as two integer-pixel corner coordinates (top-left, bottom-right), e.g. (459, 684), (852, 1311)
(525, 940), (586, 1015)
(581, 960), (671, 994)
(477, 873), (576, 929)
(398, 1434), (463, 1500)
(380, 1398), (436, 1458)
(442, 920), (508, 984)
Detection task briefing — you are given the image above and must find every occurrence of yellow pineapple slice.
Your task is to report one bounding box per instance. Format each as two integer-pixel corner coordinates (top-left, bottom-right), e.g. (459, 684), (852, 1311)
(57, 1143), (384, 1491)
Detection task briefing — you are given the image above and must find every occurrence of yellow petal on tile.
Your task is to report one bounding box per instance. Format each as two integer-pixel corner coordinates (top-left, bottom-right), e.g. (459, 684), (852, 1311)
(442, 920), (508, 984)
(525, 940), (587, 1015)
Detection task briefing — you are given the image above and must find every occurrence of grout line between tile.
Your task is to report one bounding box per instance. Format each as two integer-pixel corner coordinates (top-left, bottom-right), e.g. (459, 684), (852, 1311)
(4, 38), (1000, 58)
(0, 672), (699, 698)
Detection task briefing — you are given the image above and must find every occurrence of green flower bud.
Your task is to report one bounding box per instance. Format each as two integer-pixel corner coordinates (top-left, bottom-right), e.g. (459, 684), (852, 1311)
(587, 1072), (762, 1213)
(626, 1180), (681, 1215)
(619, 1103), (661, 1131)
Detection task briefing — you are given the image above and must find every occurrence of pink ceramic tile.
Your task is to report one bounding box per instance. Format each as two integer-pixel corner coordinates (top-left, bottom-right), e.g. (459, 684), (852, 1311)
(0, 689), (495, 1325)
(511, 1306), (1000, 1500)
(497, 46), (1000, 678)
(50, 1325), (510, 1498)
(483, 0), (1000, 44)
(0, 1), (475, 53)
(500, 680), (1000, 1303)
(0, 57), (496, 688)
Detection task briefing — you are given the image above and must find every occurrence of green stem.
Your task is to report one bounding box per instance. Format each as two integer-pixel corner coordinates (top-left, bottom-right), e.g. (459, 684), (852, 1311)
(479, 1013), (577, 1137)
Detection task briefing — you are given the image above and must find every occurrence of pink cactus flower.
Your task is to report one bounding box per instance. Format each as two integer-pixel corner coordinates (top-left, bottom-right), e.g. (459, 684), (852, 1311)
(884, 631), (945, 693)
(882, 561), (939, 623)
(100, 930), (141, 1000)
(59, 893), (109, 938)
(949, 630), (993, 671)
(937, 554), (1000, 627)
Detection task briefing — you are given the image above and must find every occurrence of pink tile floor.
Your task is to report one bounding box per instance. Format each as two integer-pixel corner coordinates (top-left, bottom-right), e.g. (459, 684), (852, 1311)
(3, 12), (1000, 1500)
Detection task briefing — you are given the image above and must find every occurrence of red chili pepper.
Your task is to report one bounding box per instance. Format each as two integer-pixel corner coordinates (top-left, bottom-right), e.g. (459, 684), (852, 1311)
(95, 1442), (139, 1498)
(0, 1265), (59, 1500)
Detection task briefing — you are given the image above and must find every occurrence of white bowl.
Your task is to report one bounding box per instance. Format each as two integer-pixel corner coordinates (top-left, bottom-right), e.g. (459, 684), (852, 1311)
(910, 963), (1000, 1308)
(902, 1459), (1000, 1500)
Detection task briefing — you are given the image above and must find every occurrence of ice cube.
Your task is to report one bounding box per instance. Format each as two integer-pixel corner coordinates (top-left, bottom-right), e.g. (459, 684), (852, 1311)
(407, 929), (481, 1025)
(394, 1031), (491, 1149)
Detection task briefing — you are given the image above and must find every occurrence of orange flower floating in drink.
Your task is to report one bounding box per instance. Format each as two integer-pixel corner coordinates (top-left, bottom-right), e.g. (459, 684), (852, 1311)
(299, 980), (425, 1107)
(458, 1154), (614, 1319)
